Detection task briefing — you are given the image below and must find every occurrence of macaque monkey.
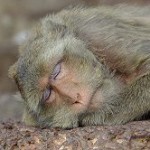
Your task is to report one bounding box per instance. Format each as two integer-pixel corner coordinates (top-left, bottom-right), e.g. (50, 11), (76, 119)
(9, 5), (150, 129)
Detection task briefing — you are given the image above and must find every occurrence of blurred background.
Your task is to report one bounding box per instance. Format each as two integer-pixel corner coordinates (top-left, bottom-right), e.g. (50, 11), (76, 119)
(0, 0), (149, 121)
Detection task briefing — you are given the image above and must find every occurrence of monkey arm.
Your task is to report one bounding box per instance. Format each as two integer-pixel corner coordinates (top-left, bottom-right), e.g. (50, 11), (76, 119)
(80, 73), (150, 126)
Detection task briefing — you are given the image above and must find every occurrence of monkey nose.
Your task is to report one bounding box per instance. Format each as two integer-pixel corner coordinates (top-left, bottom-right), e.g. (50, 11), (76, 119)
(72, 93), (82, 104)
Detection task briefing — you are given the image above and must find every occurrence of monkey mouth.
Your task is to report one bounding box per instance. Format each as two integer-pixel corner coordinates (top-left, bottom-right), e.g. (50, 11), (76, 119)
(73, 100), (82, 105)
(71, 90), (94, 113)
(72, 93), (83, 105)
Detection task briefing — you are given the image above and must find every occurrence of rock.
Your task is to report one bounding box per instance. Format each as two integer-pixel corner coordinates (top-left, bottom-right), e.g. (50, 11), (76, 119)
(0, 121), (149, 150)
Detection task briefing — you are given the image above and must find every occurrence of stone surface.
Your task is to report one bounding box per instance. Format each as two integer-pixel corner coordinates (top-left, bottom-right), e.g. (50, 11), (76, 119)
(0, 121), (150, 150)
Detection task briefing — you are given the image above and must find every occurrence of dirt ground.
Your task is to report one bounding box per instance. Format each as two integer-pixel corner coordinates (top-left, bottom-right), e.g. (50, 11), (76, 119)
(0, 0), (150, 149)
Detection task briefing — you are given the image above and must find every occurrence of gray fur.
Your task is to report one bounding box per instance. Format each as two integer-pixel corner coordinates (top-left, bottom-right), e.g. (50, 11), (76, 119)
(9, 5), (150, 128)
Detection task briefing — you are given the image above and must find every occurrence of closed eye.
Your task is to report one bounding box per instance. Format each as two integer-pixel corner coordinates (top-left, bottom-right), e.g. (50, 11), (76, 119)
(51, 63), (61, 79)
(42, 88), (51, 103)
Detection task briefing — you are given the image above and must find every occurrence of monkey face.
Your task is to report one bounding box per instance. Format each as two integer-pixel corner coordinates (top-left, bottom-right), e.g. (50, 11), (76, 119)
(39, 62), (93, 110)
(36, 60), (99, 127)
(9, 30), (104, 127)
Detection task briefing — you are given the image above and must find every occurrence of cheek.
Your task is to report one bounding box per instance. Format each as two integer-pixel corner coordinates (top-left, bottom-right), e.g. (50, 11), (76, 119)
(54, 78), (95, 114)
(88, 89), (105, 112)
(38, 62), (99, 114)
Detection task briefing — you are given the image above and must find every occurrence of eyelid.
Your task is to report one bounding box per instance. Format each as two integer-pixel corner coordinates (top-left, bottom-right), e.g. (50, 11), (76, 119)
(42, 88), (51, 103)
(51, 63), (61, 79)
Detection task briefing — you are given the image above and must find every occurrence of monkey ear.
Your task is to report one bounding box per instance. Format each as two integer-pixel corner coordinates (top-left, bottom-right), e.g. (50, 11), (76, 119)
(8, 62), (18, 79)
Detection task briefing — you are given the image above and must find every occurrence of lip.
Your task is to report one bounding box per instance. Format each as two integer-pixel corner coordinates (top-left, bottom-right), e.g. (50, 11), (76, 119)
(73, 100), (82, 105)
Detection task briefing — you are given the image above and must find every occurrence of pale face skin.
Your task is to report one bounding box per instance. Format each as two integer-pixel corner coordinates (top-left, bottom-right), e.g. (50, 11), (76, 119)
(39, 62), (97, 114)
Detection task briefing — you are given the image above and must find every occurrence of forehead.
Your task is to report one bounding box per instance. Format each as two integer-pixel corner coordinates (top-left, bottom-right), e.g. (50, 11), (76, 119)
(16, 17), (89, 90)
(17, 38), (65, 84)
(16, 35), (84, 93)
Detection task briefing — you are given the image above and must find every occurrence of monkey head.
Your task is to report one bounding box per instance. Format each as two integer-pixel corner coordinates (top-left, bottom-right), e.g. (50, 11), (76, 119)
(9, 17), (111, 128)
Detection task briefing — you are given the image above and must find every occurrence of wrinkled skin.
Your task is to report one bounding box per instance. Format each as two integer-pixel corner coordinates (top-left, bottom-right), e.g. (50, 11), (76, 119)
(9, 5), (150, 129)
